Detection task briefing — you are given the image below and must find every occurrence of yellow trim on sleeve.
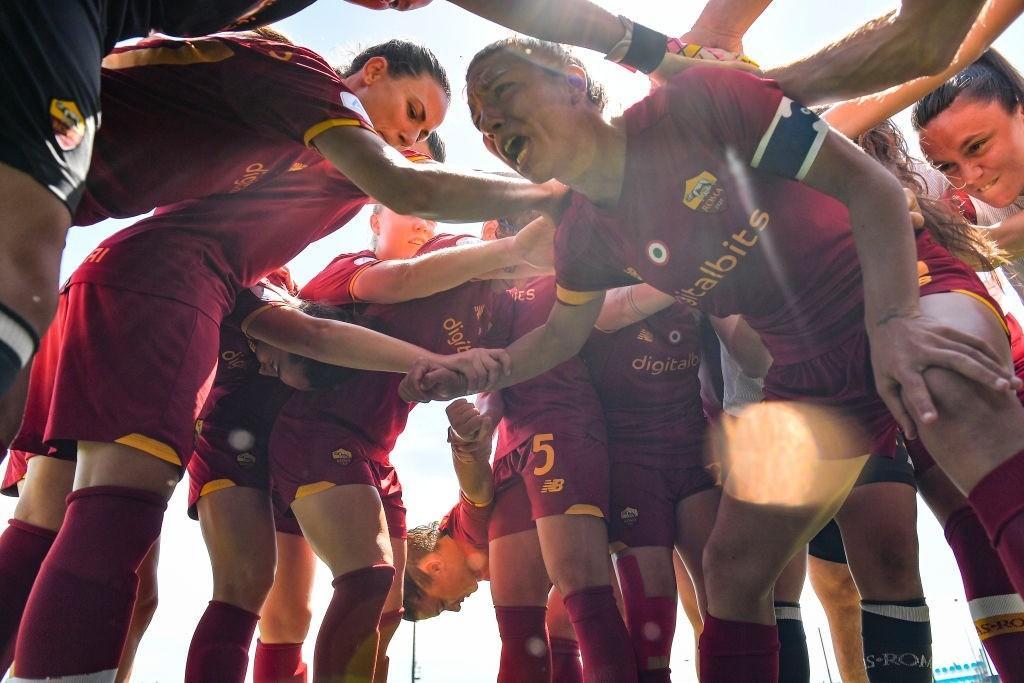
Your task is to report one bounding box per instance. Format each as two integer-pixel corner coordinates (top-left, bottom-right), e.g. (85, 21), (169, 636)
(347, 260), (382, 303)
(115, 433), (182, 466)
(564, 503), (604, 519)
(295, 481), (336, 499)
(199, 479), (237, 498)
(303, 118), (373, 147)
(239, 304), (276, 336)
(555, 285), (603, 306)
(952, 289), (1010, 337)
(102, 41), (234, 70)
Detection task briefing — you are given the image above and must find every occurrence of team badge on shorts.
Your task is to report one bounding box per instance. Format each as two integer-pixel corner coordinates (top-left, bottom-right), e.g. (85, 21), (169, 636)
(236, 452), (256, 468)
(620, 507), (639, 528)
(332, 448), (353, 466)
(50, 99), (86, 151)
(682, 171), (726, 213)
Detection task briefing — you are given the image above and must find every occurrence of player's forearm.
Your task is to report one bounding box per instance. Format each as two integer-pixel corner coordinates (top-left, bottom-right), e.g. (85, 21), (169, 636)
(358, 238), (519, 303)
(492, 323), (587, 391)
(475, 263), (554, 281)
(766, 1), (985, 106)
(594, 284), (676, 332)
(453, 457), (494, 505)
(685, 0), (772, 52)
(392, 166), (559, 223)
(711, 315), (772, 378)
(447, 0), (624, 54)
(824, 0), (1022, 138)
(850, 177), (921, 331)
(301, 319), (443, 372)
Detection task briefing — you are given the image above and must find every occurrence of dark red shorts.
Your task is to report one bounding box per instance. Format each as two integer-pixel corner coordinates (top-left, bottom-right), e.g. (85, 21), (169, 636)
(608, 460), (717, 549)
(268, 409), (406, 539)
(489, 430), (608, 540)
(187, 416), (271, 519)
(765, 232), (1004, 459)
(1, 449), (30, 495)
(41, 283), (219, 468)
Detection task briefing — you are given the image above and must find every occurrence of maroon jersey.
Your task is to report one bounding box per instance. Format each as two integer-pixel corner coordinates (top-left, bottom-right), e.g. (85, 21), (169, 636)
(580, 305), (705, 466)
(555, 68), (862, 366)
(278, 234), (510, 461)
(75, 33), (374, 225)
(440, 496), (492, 551)
(202, 276), (297, 420)
(69, 155), (368, 323)
(495, 276), (604, 458)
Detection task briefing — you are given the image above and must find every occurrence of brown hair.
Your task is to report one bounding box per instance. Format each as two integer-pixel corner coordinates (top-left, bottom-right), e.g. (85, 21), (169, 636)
(402, 521), (443, 621)
(855, 120), (1004, 271)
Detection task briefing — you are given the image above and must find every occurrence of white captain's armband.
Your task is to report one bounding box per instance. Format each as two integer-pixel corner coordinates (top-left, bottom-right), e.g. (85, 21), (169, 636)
(750, 98), (828, 181)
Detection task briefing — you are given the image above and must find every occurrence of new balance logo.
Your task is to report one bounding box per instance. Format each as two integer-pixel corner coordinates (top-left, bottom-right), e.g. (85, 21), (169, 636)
(636, 328), (654, 342)
(540, 479), (564, 493)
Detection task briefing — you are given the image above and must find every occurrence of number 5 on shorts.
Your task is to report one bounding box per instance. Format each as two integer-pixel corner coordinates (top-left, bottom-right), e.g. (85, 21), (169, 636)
(532, 433), (555, 476)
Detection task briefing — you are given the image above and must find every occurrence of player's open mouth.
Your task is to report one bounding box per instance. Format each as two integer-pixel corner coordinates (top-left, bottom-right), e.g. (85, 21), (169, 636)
(502, 135), (529, 168)
(977, 176), (999, 193)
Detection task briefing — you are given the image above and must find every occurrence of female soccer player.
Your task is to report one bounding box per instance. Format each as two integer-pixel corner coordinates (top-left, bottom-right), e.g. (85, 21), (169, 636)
(402, 38), (1024, 681)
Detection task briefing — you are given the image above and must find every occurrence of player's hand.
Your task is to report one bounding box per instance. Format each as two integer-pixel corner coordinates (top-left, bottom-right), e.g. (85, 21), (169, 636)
(869, 312), (1020, 438)
(649, 44), (761, 87)
(400, 358), (470, 402)
(433, 348), (511, 393)
(446, 399), (495, 463)
(344, 0), (391, 9)
(677, 28), (745, 55)
(538, 180), (571, 223)
(905, 188), (925, 230)
(389, 0), (433, 9)
(511, 216), (556, 269)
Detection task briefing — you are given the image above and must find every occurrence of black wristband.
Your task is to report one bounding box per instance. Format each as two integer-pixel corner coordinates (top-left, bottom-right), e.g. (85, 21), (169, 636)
(621, 22), (668, 74)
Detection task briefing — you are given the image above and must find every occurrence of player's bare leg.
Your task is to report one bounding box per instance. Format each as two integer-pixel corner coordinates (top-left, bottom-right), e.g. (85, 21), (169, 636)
(257, 531), (316, 683)
(537, 513), (638, 681)
(613, 545), (675, 681)
(374, 536), (407, 683)
(673, 552), (702, 679)
(291, 484), (394, 682)
(117, 540), (160, 683)
(0, 164), (67, 398)
(914, 293), (1024, 598)
(808, 555), (868, 683)
(837, 481), (930, 681)
(186, 486), (277, 681)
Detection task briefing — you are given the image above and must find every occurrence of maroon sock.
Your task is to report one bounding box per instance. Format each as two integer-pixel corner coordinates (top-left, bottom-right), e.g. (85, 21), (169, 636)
(13, 486), (165, 677)
(184, 600), (259, 683)
(313, 564), (394, 681)
(945, 506), (1024, 678)
(969, 450), (1024, 597)
(550, 637), (582, 683)
(699, 614), (780, 683)
(254, 641), (306, 683)
(563, 586), (639, 683)
(0, 519), (56, 673)
(495, 606), (550, 682)
(617, 554), (675, 682)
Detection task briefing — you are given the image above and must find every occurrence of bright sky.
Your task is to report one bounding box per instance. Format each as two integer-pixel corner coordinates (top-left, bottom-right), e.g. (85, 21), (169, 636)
(4, 2), (1024, 682)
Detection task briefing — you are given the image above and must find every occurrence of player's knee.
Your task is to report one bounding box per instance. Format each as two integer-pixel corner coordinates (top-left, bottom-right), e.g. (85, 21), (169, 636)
(702, 536), (773, 603)
(261, 602), (314, 643)
(214, 559), (277, 610)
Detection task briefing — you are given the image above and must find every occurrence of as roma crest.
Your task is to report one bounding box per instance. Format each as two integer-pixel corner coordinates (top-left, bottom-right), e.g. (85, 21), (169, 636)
(683, 171), (726, 213)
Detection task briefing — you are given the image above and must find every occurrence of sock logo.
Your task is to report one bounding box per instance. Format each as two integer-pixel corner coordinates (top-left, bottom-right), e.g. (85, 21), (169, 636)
(864, 653), (932, 669)
(975, 613), (1024, 639)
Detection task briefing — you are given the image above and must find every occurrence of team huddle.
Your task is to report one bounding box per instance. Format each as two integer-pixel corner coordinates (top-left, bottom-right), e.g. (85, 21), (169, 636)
(2, 0), (1024, 681)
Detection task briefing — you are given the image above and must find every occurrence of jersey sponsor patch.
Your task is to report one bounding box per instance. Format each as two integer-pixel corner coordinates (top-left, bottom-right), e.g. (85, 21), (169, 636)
(750, 98), (828, 181)
(340, 91), (373, 129)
